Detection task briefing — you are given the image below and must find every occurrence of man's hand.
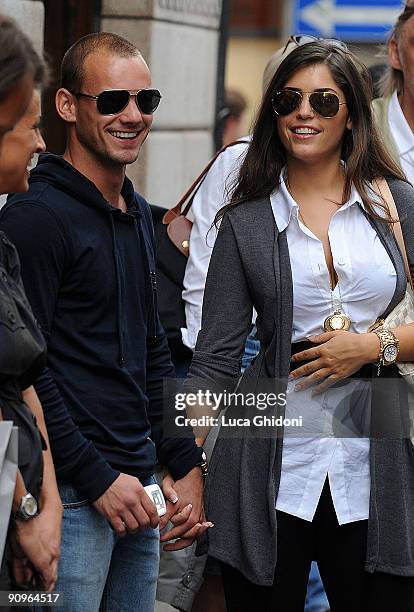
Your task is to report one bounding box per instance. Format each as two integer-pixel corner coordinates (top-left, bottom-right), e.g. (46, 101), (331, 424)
(12, 500), (63, 592)
(160, 467), (213, 551)
(93, 473), (159, 535)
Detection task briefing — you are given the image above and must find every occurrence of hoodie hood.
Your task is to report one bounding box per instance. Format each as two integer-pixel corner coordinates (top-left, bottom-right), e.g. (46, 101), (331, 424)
(30, 152), (135, 213)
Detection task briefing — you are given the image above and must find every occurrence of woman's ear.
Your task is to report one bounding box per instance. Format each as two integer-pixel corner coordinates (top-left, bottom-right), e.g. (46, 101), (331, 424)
(346, 116), (352, 131)
(55, 88), (77, 124)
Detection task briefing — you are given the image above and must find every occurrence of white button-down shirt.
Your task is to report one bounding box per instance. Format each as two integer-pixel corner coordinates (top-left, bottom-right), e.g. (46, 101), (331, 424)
(273, 178), (396, 524)
(388, 90), (414, 184)
(182, 140), (250, 350)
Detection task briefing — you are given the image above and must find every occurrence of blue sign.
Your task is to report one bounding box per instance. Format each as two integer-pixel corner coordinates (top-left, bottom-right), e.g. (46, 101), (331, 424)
(292, 0), (403, 42)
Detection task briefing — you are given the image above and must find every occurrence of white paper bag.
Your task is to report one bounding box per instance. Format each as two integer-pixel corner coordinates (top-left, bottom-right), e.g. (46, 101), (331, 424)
(0, 422), (18, 563)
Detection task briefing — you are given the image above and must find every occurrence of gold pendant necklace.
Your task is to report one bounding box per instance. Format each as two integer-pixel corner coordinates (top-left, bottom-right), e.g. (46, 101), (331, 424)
(324, 309), (351, 331)
(324, 288), (351, 332)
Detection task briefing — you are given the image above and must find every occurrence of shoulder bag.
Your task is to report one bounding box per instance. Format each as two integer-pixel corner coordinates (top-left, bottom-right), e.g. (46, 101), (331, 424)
(373, 178), (414, 389)
(150, 140), (248, 358)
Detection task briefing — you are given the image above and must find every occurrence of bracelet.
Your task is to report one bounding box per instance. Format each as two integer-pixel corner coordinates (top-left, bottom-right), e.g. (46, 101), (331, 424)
(372, 326), (399, 375)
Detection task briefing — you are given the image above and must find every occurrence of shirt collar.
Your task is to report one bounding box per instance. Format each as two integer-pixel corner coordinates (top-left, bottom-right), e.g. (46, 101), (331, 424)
(269, 174), (297, 232)
(269, 170), (363, 232)
(388, 90), (414, 157)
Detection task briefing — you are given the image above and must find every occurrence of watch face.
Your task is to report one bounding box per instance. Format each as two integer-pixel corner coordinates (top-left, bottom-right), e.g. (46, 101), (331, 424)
(384, 344), (398, 363)
(23, 495), (38, 517)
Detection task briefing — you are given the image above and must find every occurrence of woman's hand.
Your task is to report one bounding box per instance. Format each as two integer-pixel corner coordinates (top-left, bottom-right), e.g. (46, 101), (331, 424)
(160, 468), (213, 552)
(11, 498), (62, 591)
(289, 330), (380, 395)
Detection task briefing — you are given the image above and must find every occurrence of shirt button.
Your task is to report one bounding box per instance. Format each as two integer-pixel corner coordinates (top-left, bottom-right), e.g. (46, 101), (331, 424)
(7, 311), (16, 323)
(337, 258), (346, 266)
(182, 572), (193, 587)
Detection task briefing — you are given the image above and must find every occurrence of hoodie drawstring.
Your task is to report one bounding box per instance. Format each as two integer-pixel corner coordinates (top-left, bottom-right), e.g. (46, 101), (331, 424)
(133, 216), (158, 341)
(110, 215), (126, 366)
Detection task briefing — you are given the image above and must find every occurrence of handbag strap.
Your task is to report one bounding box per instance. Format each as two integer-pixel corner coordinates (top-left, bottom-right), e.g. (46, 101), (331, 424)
(163, 139), (249, 224)
(374, 177), (414, 291)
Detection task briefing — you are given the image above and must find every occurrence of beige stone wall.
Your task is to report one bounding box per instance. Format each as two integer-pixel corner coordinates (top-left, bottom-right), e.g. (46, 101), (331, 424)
(226, 36), (281, 137)
(0, 0), (44, 55)
(102, 0), (223, 207)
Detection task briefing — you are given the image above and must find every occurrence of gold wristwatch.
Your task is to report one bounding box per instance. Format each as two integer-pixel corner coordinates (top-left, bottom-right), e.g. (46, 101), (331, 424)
(372, 326), (399, 374)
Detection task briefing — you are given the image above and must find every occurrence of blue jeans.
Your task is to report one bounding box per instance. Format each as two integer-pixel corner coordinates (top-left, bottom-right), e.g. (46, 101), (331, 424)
(241, 327), (329, 612)
(241, 325), (261, 372)
(50, 479), (160, 612)
(306, 562), (329, 612)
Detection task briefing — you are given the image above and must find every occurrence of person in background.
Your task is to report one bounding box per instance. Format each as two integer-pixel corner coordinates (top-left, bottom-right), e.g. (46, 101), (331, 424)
(156, 36), (329, 612)
(367, 64), (387, 100)
(372, 1), (414, 177)
(0, 15), (62, 596)
(0, 32), (208, 612)
(217, 88), (247, 147)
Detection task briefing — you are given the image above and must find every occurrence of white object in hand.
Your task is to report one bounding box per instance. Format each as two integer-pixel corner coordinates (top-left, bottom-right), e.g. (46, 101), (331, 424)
(144, 483), (167, 516)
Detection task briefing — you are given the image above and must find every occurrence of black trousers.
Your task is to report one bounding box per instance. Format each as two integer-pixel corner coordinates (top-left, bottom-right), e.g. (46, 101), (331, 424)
(220, 480), (414, 612)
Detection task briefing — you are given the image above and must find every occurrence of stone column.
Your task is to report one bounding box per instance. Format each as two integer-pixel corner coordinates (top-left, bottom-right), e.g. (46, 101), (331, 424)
(0, 0), (44, 55)
(101, 0), (223, 207)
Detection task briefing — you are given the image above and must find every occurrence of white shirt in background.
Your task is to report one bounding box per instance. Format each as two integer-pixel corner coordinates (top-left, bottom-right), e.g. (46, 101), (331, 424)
(388, 90), (414, 184)
(181, 140), (250, 350)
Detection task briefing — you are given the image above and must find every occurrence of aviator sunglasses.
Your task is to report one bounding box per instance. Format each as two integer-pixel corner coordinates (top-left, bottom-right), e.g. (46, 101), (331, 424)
(272, 89), (346, 118)
(74, 88), (162, 115)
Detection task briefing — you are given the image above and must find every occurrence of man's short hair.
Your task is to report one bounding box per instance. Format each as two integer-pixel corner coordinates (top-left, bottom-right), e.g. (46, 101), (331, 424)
(60, 32), (142, 93)
(381, 3), (414, 97)
(0, 14), (46, 101)
(224, 89), (247, 120)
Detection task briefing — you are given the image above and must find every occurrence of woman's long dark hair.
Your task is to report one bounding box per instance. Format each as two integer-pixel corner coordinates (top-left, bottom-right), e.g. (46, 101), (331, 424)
(216, 41), (405, 224)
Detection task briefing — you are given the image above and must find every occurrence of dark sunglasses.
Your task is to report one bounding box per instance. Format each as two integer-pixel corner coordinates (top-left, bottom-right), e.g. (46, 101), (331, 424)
(75, 88), (162, 115)
(272, 89), (346, 118)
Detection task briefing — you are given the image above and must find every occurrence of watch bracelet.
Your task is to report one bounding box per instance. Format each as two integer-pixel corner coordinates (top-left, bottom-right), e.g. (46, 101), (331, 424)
(372, 326), (399, 369)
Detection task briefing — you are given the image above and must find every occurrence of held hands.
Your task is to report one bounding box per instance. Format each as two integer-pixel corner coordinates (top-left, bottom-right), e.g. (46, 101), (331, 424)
(11, 499), (63, 592)
(159, 467), (213, 551)
(289, 330), (380, 394)
(93, 473), (159, 536)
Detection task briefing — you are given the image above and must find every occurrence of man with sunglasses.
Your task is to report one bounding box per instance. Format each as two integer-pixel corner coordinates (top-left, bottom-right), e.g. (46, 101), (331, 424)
(372, 2), (414, 181)
(0, 32), (208, 612)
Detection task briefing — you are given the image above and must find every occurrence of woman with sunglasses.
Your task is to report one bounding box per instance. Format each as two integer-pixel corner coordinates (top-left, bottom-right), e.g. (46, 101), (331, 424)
(184, 40), (414, 611)
(0, 16), (62, 596)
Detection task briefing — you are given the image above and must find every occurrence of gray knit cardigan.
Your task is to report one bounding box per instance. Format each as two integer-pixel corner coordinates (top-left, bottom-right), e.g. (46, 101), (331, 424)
(186, 178), (414, 586)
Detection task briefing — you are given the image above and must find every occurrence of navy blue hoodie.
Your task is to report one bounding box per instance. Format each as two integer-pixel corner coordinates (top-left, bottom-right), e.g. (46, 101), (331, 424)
(0, 153), (201, 501)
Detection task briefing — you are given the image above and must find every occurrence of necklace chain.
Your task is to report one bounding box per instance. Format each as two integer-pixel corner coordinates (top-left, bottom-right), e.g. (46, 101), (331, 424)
(285, 175), (351, 331)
